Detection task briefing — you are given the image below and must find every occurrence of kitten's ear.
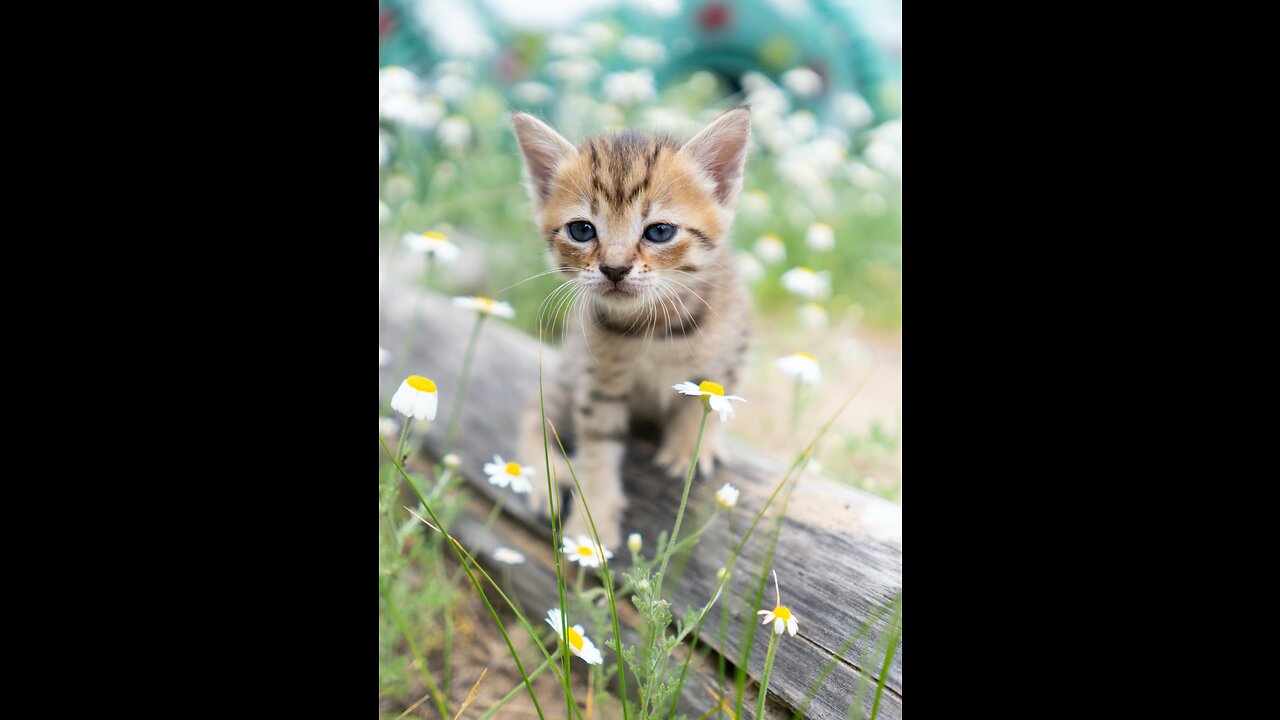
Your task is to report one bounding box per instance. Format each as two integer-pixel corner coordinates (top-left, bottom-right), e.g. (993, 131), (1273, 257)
(512, 113), (577, 211)
(678, 107), (752, 207)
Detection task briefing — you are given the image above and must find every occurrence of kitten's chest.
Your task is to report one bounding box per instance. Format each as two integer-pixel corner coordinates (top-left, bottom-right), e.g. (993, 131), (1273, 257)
(626, 341), (707, 421)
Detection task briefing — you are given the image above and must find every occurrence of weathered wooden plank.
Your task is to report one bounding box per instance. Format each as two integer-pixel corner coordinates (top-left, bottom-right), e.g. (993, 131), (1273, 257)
(380, 271), (902, 720)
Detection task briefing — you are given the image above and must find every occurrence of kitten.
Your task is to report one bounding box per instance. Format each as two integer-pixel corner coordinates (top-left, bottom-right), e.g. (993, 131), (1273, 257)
(512, 108), (753, 548)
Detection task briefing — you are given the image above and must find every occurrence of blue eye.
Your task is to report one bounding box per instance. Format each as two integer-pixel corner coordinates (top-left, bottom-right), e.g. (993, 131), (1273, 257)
(644, 223), (676, 243)
(567, 222), (597, 242)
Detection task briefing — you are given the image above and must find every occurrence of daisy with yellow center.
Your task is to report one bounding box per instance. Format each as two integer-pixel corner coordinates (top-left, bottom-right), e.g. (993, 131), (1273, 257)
(491, 547), (525, 565)
(545, 608), (602, 665)
(754, 233), (786, 264)
(562, 534), (614, 569)
(672, 380), (747, 422)
(715, 483), (739, 509)
(805, 222), (835, 251)
(452, 295), (515, 318)
(757, 570), (799, 636)
(403, 230), (460, 263)
(776, 351), (822, 385)
(780, 266), (831, 300)
(390, 375), (438, 421)
(482, 455), (535, 494)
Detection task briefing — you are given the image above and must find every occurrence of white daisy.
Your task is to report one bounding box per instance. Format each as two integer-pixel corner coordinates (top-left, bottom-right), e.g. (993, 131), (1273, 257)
(389, 375), (438, 421)
(805, 223), (835, 251)
(378, 416), (400, 438)
(754, 234), (786, 264)
(798, 302), (829, 331)
(512, 81), (553, 105)
(780, 267), (831, 300)
(545, 609), (603, 665)
(672, 381), (747, 422)
(756, 570), (799, 637)
(739, 190), (770, 220)
(452, 296), (515, 318)
(620, 36), (666, 65)
(492, 547), (525, 565)
(715, 483), (739, 509)
(403, 230), (460, 264)
(735, 252), (765, 283)
(483, 455), (535, 494)
(776, 352), (822, 385)
(562, 534), (613, 568)
(437, 115), (472, 150)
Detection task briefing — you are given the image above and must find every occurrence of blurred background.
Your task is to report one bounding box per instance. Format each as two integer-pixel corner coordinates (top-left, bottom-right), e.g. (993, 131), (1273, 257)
(378, 0), (901, 503)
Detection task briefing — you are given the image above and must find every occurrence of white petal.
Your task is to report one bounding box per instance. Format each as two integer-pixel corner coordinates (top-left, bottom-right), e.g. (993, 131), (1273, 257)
(415, 391), (437, 421)
(488, 473), (510, 488)
(509, 475), (531, 494)
(775, 618), (785, 634)
(673, 382), (701, 395)
(492, 454), (505, 465)
(389, 381), (414, 417)
(787, 617), (799, 636)
(483, 463), (501, 475)
(726, 395), (747, 403)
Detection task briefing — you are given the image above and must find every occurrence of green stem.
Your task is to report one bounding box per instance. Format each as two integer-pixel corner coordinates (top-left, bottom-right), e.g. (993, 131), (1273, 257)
(394, 414), (412, 465)
(379, 574), (451, 720)
(444, 313), (486, 454)
(655, 404), (711, 600)
(754, 631), (780, 720)
(475, 648), (563, 720)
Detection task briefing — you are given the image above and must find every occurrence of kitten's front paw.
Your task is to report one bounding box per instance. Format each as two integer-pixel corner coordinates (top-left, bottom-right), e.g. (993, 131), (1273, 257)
(655, 435), (724, 480)
(564, 490), (627, 550)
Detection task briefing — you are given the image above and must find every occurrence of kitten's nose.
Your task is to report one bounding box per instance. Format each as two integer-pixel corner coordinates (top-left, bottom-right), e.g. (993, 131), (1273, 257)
(600, 264), (631, 284)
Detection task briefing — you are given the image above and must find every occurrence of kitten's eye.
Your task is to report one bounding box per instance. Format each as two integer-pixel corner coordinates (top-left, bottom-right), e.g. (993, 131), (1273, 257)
(567, 221), (597, 242)
(643, 223), (677, 243)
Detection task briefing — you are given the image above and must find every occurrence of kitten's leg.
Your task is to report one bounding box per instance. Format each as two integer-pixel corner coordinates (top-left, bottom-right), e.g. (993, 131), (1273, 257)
(562, 384), (630, 548)
(655, 397), (726, 480)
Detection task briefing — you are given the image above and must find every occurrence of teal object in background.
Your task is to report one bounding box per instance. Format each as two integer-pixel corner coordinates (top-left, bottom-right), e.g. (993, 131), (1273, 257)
(378, 0), (899, 125)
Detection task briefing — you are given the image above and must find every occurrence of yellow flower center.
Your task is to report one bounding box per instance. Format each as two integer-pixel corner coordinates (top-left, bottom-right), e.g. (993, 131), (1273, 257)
(795, 266), (815, 274)
(794, 351), (817, 361)
(505, 462), (522, 476)
(577, 545), (595, 557)
(762, 233), (781, 242)
(698, 381), (725, 396)
(406, 375), (437, 392)
(566, 626), (585, 651)
(773, 606), (792, 621)
(476, 297), (495, 313)
(423, 231), (447, 241)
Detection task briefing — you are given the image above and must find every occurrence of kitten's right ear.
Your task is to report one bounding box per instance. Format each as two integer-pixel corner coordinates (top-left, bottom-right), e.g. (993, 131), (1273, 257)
(512, 113), (577, 211)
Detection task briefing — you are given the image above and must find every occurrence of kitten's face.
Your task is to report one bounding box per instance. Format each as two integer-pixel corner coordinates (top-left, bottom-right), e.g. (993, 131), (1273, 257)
(513, 110), (751, 310)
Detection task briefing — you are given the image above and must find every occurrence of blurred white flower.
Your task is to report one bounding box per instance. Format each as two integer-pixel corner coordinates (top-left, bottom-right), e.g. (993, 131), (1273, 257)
(687, 70), (718, 95)
(442, 453), (461, 470)
(785, 111), (819, 142)
(620, 36), (666, 65)
(644, 106), (695, 134)
(492, 547), (525, 565)
(780, 267), (831, 300)
(484, 455), (535, 494)
(434, 74), (471, 103)
(734, 252), (765, 283)
(582, 21), (617, 51)
(403, 231), (460, 263)
(563, 535), (614, 568)
(452, 296), (516, 318)
(716, 566), (729, 582)
(512, 81), (553, 105)
(545, 608), (603, 665)
(380, 346), (392, 367)
(548, 57), (600, 85)
(781, 67), (824, 98)
(776, 352), (822, 384)
(628, 533), (642, 554)
(379, 200), (391, 224)
(379, 66), (420, 99)
(379, 135), (389, 168)
(744, 82), (790, 117)
(548, 33), (592, 56)
(437, 115), (472, 150)
(603, 69), (655, 106)
(860, 193), (887, 217)
(378, 416), (400, 438)
(864, 120), (902, 180)
(805, 223), (835, 251)
(739, 190), (770, 220)
(833, 91), (874, 130)
(754, 234), (786, 264)
(798, 302), (829, 331)
(847, 161), (882, 190)
(715, 483), (739, 509)
(380, 92), (446, 130)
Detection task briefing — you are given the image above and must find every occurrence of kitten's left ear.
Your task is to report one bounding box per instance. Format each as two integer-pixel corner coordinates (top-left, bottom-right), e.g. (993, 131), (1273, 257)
(678, 107), (752, 208)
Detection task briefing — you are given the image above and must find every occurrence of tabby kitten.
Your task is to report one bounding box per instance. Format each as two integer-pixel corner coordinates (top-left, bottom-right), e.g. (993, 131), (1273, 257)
(513, 108), (753, 547)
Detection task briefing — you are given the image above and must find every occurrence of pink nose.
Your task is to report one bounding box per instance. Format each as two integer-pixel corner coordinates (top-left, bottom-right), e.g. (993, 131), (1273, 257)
(600, 265), (631, 283)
